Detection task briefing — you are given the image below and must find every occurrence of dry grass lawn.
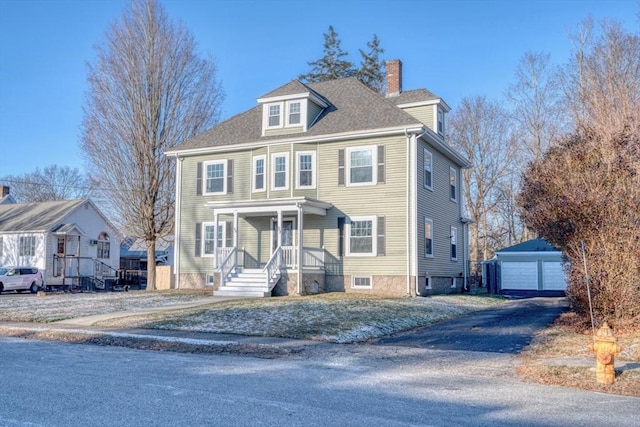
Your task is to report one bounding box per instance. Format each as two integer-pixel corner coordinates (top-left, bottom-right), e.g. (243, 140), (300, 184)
(517, 311), (640, 397)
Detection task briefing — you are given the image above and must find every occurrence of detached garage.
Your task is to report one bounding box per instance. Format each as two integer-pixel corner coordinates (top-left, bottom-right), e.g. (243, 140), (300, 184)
(493, 239), (567, 296)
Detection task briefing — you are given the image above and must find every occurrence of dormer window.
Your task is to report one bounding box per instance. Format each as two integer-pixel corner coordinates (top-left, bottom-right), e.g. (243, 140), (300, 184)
(268, 104), (281, 127)
(288, 102), (301, 125)
(437, 107), (445, 135)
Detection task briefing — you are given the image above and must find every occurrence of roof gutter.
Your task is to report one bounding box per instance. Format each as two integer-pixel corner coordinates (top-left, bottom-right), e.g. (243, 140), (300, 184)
(165, 125), (424, 158)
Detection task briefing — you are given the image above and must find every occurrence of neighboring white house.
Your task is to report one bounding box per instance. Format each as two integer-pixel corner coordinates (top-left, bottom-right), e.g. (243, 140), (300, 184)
(490, 238), (567, 296)
(0, 187), (120, 288)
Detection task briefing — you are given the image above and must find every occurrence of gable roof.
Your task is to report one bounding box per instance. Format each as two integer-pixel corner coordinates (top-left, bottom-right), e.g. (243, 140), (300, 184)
(167, 78), (423, 154)
(496, 238), (561, 253)
(0, 199), (91, 234)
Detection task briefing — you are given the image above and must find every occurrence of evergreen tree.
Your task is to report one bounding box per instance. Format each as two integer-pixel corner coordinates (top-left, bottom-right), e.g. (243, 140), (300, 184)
(299, 26), (353, 82)
(355, 34), (385, 92)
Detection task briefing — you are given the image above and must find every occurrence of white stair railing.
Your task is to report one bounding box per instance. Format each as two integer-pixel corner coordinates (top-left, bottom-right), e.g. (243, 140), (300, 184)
(218, 247), (237, 287)
(302, 247), (325, 269)
(263, 246), (283, 288)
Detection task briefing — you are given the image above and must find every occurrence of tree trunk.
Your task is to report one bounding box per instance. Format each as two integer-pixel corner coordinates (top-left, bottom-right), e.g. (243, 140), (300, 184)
(146, 239), (156, 291)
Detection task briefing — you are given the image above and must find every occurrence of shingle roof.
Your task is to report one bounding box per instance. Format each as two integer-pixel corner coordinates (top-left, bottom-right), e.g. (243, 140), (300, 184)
(258, 80), (314, 99)
(0, 199), (87, 233)
(388, 88), (440, 105)
(168, 78), (423, 153)
(497, 238), (561, 253)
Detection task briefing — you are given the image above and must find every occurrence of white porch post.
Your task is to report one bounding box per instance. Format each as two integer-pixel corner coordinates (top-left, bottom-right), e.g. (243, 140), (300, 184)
(297, 204), (303, 295)
(213, 212), (219, 268)
(233, 210), (239, 267)
(277, 210), (283, 249)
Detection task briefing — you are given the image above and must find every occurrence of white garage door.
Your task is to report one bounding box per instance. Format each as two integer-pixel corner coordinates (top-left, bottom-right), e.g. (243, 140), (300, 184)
(542, 262), (567, 290)
(501, 262), (538, 290)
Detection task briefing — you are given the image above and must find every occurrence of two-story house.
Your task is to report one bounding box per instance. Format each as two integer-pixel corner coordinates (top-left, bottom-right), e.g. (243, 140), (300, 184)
(166, 60), (470, 297)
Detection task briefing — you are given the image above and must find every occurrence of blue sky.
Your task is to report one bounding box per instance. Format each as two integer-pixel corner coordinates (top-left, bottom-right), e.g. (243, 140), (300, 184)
(0, 0), (637, 177)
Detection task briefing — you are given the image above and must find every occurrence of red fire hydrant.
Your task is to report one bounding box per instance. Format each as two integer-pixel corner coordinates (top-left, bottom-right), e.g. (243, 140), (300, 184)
(588, 322), (622, 385)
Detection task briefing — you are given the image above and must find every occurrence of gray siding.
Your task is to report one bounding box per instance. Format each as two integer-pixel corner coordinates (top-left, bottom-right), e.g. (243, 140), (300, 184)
(416, 138), (464, 279)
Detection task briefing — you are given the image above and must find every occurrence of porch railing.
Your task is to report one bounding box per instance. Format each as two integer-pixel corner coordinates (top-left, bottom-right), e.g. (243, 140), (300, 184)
(302, 247), (325, 269)
(263, 246), (282, 288)
(218, 247), (237, 287)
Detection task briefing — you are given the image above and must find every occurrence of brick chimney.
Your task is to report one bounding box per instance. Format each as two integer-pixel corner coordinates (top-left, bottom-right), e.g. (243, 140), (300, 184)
(386, 59), (402, 97)
(0, 186), (9, 198)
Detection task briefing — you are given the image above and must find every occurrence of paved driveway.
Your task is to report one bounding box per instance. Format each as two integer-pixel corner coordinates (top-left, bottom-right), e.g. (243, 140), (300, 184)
(374, 297), (569, 353)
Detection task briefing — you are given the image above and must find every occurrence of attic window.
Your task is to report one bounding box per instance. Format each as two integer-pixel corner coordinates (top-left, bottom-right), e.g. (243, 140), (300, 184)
(288, 101), (301, 125)
(268, 104), (281, 127)
(437, 108), (445, 135)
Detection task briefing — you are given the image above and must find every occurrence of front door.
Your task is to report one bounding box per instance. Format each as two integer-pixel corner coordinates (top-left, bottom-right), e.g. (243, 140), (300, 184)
(272, 220), (294, 252)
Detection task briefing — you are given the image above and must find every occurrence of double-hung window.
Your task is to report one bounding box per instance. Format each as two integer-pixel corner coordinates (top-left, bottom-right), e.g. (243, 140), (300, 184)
(204, 160), (226, 194)
(202, 223), (224, 256)
(272, 153), (289, 190)
(437, 108), (445, 135)
(19, 236), (36, 257)
(423, 149), (433, 189)
(424, 218), (433, 257)
(97, 241), (110, 259)
(449, 167), (457, 202)
(253, 155), (266, 192)
(268, 104), (281, 127)
(347, 146), (375, 185)
(347, 216), (375, 256)
(450, 226), (458, 260)
(287, 101), (301, 125)
(296, 151), (315, 189)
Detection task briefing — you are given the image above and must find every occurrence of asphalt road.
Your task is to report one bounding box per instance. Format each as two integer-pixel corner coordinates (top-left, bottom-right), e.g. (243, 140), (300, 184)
(374, 297), (569, 353)
(2, 309), (639, 427)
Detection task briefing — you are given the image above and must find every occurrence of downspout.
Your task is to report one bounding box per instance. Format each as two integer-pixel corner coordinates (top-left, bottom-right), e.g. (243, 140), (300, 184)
(174, 156), (183, 289)
(404, 128), (426, 297)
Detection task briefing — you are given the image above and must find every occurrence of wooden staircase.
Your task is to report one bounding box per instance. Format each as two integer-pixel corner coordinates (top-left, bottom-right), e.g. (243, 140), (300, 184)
(213, 269), (278, 298)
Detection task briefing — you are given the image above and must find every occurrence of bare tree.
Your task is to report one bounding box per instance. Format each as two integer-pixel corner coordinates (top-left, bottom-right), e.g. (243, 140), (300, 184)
(506, 52), (565, 164)
(0, 165), (95, 202)
(448, 96), (518, 262)
(559, 18), (640, 139)
(81, 0), (224, 290)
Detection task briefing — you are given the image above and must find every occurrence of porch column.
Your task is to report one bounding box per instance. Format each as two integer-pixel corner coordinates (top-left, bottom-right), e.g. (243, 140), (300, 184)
(233, 210), (239, 267)
(297, 204), (303, 295)
(213, 212), (219, 268)
(277, 210), (283, 249)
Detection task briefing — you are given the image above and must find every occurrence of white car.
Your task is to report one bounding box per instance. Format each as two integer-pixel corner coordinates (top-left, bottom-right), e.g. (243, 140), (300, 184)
(0, 266), (45, 294)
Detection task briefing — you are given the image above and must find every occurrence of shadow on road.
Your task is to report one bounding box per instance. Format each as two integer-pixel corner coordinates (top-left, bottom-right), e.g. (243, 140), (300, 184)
(374, 297), (569, 354)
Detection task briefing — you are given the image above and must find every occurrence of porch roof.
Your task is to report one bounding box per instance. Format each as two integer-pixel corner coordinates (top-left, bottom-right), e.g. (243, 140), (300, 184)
(205, 197), (333, 217)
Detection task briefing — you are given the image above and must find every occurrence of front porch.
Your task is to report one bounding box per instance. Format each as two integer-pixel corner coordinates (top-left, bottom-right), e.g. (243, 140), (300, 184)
(207, 197), (332, 297)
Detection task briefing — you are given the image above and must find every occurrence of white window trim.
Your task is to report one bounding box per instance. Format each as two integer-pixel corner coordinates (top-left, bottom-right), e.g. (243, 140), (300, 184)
(346, 216), (377, 257)
(264, 102), (283, 130)
(450, 226), (458, 261)
(271, 152), (290, 191)
(425, 276), (433, 290)
(423, 148), (433, 190)
(296, 151), (316, 189)
(437, 107), (445, 136)
(346, 145), (377, 187)
(449, 167), (457, 202)
(201, 222), (225, 258)
(424, 217), (434, 258)
(285, 100), (304, 127)
(252, 155), (266, 193)
(203, 159), (227, 195)
(351, 276), (373, 289)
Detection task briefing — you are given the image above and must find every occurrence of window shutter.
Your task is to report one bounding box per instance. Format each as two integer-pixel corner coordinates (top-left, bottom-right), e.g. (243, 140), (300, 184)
(377, 216), (385, 256)
(338, 149), (345, 186)
(337, 217), (345, 257)
(195, 223), (202, 257)
(227, 159), (234, 193)
(196, 162), (203, 196)
(225, 222), (233, 247)
(377, 145), (385, 184)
